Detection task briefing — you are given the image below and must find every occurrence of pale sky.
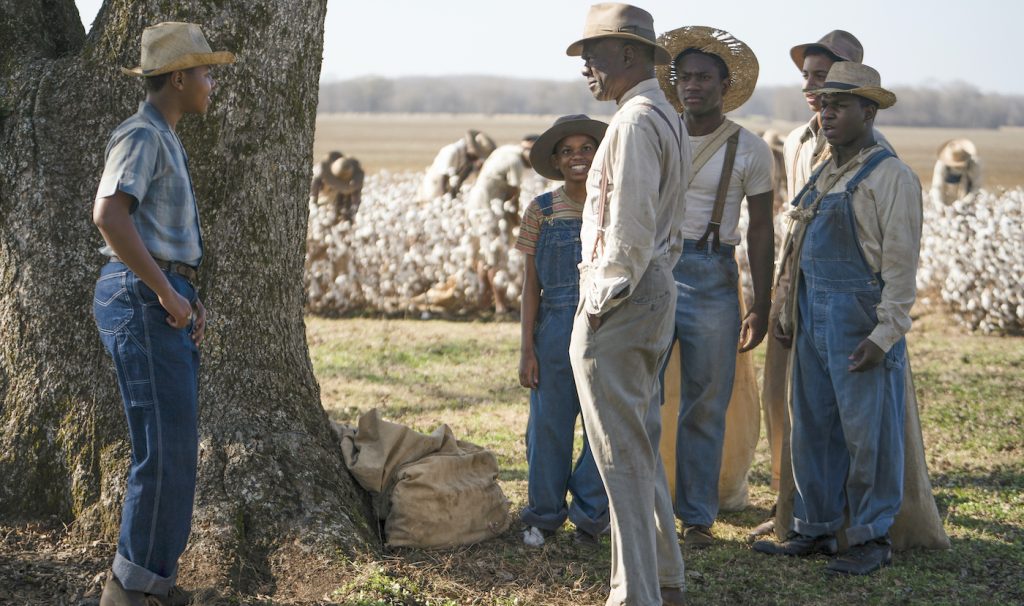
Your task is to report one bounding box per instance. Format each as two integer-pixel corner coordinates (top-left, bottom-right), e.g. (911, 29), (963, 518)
(75, 0), (1023, 94)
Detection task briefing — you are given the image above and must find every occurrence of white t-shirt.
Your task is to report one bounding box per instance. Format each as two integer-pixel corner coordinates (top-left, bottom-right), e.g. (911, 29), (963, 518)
(681, 127), (773, 245)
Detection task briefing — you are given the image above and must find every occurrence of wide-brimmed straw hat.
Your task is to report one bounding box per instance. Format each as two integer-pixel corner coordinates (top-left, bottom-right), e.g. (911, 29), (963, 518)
(810, 62), (896, 109)
(566, 3), (672, 65)
(939, 138), (977, 168)
(789, 29), (863, 71)
(530, 114), (608, 181)
(655, 26), (759, 114)
(122, 22), (235, 77)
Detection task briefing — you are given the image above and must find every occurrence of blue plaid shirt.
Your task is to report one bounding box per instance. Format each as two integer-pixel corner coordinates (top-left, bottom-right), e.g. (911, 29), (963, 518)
(96, 102), (204, 266)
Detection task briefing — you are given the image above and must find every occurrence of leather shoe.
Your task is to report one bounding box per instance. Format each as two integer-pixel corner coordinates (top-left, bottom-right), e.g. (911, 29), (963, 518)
(752, 532), (837, 556)
(100, 573), (147, 606)
(660, 586), (687, 606)
(827, 536), (892, 575)
(683, 524), (714, 549)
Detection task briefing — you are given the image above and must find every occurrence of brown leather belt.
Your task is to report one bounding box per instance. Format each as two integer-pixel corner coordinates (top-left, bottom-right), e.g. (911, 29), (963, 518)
(109, 255), (198, 284)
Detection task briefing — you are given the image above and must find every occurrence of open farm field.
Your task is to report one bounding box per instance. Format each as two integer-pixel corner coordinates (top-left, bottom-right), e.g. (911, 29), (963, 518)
(304, 309), (1024, 605)
(315, 113), (1024, 188)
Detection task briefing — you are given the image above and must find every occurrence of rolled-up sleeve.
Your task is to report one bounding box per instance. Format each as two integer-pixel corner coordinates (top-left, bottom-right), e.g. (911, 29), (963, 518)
(584, 119), (661, 316)
(96, 126), (159, 210)
(868, 164), (923, 351)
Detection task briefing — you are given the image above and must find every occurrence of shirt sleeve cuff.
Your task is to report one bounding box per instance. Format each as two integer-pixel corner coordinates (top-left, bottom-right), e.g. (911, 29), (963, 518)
(867, 325), (901, 353)
(583, 276), (630, 316)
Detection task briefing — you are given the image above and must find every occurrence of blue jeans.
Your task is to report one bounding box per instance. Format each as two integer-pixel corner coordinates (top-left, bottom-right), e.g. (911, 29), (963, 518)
(663, 240), (740, 527)
(93, 261), (199, 594)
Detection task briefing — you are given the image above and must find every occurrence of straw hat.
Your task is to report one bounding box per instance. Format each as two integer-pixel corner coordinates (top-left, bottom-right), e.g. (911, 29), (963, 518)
(566, 3), (672, 65)
(789, 30), (863, 71)
(464, 130), (497, 159)
(331, 157), (360, 181)
(939, 139), (977, 168)
(810, 62), (896, 109)
(530, 114), (608, 181)
(655, 26), (759, 114)
(122, 22), (235, 77)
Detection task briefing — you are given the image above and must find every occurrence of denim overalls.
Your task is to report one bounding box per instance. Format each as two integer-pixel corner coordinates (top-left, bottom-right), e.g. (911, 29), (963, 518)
(789, 148), (907, 546)
(521, 191), (609, 537)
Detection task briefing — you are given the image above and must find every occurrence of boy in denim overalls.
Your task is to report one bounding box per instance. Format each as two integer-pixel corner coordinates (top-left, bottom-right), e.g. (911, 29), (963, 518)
(754, 62), (922, 576)
(515, 115), (610, 547)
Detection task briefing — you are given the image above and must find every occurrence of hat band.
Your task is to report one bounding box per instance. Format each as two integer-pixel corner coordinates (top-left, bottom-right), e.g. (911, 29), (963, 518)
(592, 24), (656, 39)
(822, 81), (858, 90)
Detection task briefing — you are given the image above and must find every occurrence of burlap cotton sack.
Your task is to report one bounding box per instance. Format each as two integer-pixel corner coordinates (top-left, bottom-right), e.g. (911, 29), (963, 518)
(337, 408), (510, 548)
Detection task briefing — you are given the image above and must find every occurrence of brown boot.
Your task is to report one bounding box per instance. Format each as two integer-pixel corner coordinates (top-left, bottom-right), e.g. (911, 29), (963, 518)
(661, 585), (687, 605)
(100, 573), (147, 606)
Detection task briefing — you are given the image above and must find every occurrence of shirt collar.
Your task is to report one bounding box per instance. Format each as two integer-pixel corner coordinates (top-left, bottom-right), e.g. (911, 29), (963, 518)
(617, 78), (662, 108)
(799, 115), (819, 143)
(138, 101), (172, 132)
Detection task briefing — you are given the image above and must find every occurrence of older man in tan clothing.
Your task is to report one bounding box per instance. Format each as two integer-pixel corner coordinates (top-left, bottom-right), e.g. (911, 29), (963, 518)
(566, 4), (689, 605)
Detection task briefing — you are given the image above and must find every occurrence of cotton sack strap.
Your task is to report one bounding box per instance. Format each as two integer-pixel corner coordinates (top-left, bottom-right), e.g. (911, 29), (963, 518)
(690, 119), (741, 186)
(695, 130), (741, 252)
(590, 102), (684, 262)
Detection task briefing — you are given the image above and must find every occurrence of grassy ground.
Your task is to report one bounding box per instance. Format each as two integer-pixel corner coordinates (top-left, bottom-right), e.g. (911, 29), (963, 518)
(308, 308), (1024, 605)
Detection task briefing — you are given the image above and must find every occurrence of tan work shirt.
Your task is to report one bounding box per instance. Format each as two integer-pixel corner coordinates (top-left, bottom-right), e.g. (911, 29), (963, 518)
(783, 116), (892, 201)
(786, 145), (923, 352)
(580, 78), (691, 315)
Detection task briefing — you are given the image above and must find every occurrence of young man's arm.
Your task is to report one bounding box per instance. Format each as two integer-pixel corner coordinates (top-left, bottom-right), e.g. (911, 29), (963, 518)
(94, 191), (206, 344)
(740, 190), (774, 352)
(518, 258), (540, 389)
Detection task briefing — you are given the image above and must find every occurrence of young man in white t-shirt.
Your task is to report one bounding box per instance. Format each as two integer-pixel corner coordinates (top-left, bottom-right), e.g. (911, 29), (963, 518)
(656, 26), (774, 547)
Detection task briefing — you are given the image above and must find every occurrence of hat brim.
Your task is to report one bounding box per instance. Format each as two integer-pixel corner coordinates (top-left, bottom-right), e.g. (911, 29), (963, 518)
(788, 43), (856, 71)
(530, 118), (608, 181)
(566, 34), (672, 65)
(655, 26), (759, 114)
(121, 51), (236, 77)
(813, 86), (896, 110)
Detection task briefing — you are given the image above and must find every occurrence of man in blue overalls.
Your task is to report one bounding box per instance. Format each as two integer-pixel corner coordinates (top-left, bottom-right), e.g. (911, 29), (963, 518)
(753, 62), (923, 576)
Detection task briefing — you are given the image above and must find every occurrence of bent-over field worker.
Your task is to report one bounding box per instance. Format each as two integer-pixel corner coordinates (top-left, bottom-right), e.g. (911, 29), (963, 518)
(92, 22), (233, 606)
(565, 4), (690, 605)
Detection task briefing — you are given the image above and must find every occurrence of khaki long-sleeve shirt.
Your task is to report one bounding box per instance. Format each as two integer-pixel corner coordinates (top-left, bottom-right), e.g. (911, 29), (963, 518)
(786, 145), (923, 352)
(782, 116), (892, 201)
(580, 79), (691, 315)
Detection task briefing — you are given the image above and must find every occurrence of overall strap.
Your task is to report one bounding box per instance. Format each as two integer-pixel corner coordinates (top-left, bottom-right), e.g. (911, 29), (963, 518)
(537, 191), (555, 217)
(591, 101), (684, 263)
(690, 119), (741, 185)
(696, 130), (741, 252)
(844, 148), (895, 193)
(791, 160), (832, 208)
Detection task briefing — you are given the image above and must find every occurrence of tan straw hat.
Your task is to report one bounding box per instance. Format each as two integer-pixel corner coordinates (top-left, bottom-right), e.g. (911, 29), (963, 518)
(939, 138), (977, 168)
(566, 3), (672, 65)
(789, 29), (863, 71)
(810, 62), (896, 109)
(655, 26), (759, 114)
(530, 114), (609, 181)
(464, 130), (497, 159)
(122, 22), (235, 77)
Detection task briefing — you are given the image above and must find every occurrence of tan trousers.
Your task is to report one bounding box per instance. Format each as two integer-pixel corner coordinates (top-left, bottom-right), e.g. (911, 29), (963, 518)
(571, 259), (686, 606)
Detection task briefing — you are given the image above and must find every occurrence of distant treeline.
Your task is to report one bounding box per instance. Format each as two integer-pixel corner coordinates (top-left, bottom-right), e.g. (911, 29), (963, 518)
(318, 76), (1024, 128)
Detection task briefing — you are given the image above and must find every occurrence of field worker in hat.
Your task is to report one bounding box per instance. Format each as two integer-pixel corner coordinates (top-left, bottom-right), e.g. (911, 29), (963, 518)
(515, 115), (610, 548)
(653, 26), (774, 549)
(752, 62), (921, 575)
(930, 138), (982, 206)
(92, 21), (233, 606)
(417, 130), (496, 201)
(309, 152), (364, 222)
(758, 32), (949, 554)
(564, 4), (690, 605)
(753, 29), (893, 541)
(469, 135), (538, 314)
(310, 150), (344, 204)
(761, 129), (787, 214)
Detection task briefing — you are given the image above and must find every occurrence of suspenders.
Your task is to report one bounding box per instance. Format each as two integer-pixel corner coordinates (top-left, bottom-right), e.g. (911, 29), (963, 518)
(695, 130), (741, 252)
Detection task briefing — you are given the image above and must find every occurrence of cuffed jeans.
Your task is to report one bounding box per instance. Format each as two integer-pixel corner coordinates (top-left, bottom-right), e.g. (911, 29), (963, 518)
(94, 261), (199, 595)
(571, 257), (686, 606)
(665, 240), (740, 527)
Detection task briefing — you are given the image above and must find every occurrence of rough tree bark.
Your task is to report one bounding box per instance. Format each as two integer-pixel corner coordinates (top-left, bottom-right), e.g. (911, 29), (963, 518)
(0, 0), (376, 595)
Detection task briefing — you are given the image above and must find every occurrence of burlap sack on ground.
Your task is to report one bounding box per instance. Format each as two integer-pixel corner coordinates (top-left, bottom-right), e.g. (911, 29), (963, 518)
(337, 408), (511, 548)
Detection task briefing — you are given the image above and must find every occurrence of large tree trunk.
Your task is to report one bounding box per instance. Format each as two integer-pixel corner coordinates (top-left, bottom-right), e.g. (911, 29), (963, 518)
(0, 0), (376, 594)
